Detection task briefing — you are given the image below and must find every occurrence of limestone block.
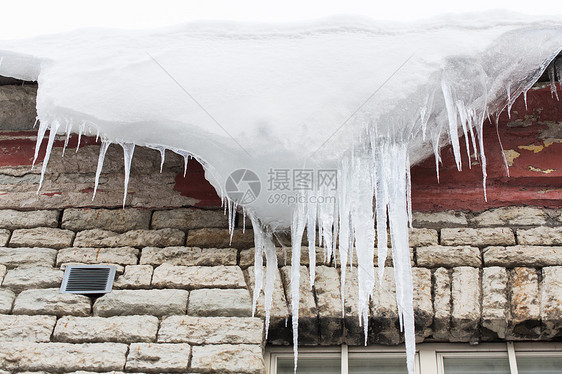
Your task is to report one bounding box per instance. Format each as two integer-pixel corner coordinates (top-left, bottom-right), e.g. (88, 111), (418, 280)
(0, 315), (56, 342)
(13, 288), (91, 317)
(0, 85), (37, 130)
(0, 289), (15, 313)
(62, 208), (151, 232)
(409, 228), (438, 247)
(158, 316), (264, 344)
(432, 268), (451, 340)
(113, 265), (153, 289)
(484, 245), (562, 267)
(190, 344), (264, 374)
(541, 266), (562, 338)
(370, 267), (401, 345)
(412, 210), (468, 228)
(93, 289), (188, 317)
(314, 265), (343, 345)
(73, 228), (185, 248)
(0, 342), (127, 372)
(0, 247), (57, 268)
(125, 343), (190, 373)
(417, 246), (481, 268)
(152, 208), (229, 230)
(0, 209), (59, 229)
(140, 246), (237, 266)
(0, 229), (9, 246)
(56, 247), (139, 266)
(450, 267), (480, 342)
(188, 288), (252, 317)
(152, 264), (246, 289)
(9, 227), (75, 249)
(240, 246), (331, 269)
(481, 267), (508, 339)
(441, 228), (515, 247)
(186, 228), (254, 249)
(2, 266), (64, 292)
(508, 267), (540, 339)
(412, 267), (433, 340)
(517, 227), (562, 245)
(471, 207), (548, 227)
(53, 315), (158, 343)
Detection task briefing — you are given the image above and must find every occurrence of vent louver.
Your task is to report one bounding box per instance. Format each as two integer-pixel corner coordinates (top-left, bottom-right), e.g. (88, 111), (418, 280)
(60, 265), (116, 294)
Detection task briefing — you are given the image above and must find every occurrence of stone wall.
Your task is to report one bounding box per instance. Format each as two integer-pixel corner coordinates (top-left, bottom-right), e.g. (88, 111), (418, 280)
(0, 206), (561, 373)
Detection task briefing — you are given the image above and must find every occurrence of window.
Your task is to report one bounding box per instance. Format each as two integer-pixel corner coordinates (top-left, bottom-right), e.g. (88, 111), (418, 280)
(266, 343), (562, 374)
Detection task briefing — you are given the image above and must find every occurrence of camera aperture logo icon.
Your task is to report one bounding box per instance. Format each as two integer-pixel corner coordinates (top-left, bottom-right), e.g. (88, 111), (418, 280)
(225, 169), (261, 205)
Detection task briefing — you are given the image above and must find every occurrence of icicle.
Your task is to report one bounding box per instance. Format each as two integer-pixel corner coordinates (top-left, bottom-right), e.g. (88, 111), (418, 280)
(92, 140), (111, 200)
(120, 142), (135, 207)
(32, 120), (49, 168)
(506, 83), (513, 118)
(37, 121), (61, 192)
(62, 123), (72, 157)
(263, 232), (278, 339)
(33, 117), (39, 129)
(523, 90), (528, 110)
(290, 201), (306, 371)
(441, 76), (462, 171)
(306, 191), (317, 288)
(251, 216), (265, 318)
(76, 123), (85, 152)
(548, 65), (559, 101)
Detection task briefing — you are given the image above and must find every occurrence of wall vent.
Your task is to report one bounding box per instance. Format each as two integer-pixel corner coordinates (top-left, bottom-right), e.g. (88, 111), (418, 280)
(60, 265), (116, 294)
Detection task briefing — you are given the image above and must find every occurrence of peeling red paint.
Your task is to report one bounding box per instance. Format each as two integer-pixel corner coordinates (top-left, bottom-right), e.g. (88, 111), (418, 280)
(42, 192), (62, 197)
(173, 161), (222, 207)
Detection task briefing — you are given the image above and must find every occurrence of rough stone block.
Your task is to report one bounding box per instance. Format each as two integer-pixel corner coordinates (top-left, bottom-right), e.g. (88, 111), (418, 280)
(125, 343), (190, 373)
(13, 288), (91, 317)
(541, 266), (562, 338)
(314, 265), (343, 345)
(370, 267), (401, 345)
(409, 228), (438, 247)
(140, 246), (237, 266)
(0, 289), (15, 313)
(9, 227), (75, 249)
(0, 247), (57, 268)
(482, 267), (508, 339)
(412, 210), (468, 228)
(152, 208), (229, 230)
(412, 267), (433, 340)
(62, 208), (151, 232)
(113, 265), (153, 289)
(0, 229), (9, 246)
(432, 268), (451, 340)
(53, 315), (158, 343)
(191, 344), (264, 374)
(0, 84), (37, 130)
(93, 289), (188, 317)
(73, 228), (185, 248)
(342, 267), (364, 345)
(2, 266), (64, 292)
(451, 267), (480, 342)
(240, 246), (331, 269)
(56, 247), (139, 266)
(152, 264), (246, 289)
(0, 264), (5, 282)
(518, 227), (562, 245)
(509, 267), (540, 339)
(281, 265), (318, 344)
(471, 207), (548, 227)
(186, 228), (254, 249)
(0, 342), (127, 372)
(158, 316), (264, 344)
(484, 245), (562, 267)
(417, 246), (481, 268)
(441, 228), (515, 247)
(188, 288), (252, 317)
(0, 209), (59, 229)
(0, 315), (56, 342)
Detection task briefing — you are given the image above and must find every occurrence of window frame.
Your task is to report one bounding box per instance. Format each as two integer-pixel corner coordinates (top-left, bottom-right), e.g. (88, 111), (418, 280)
(266, 342), (562, 374)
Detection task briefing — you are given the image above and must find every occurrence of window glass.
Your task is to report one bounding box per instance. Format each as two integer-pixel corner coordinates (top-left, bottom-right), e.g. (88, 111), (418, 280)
(277, 357), (341, 374)
(517, 356), (562, 374)
(443, 357), (510, 374)
(348, 356), (408, 374)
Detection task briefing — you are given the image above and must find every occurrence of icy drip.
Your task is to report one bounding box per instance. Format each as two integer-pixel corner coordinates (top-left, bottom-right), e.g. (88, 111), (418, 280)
(121, 143), (135, 207)
(93, 140), (111, 200)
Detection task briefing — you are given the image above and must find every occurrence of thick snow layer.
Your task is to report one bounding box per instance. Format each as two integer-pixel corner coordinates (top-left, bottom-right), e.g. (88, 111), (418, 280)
(0, 13), (561, 374)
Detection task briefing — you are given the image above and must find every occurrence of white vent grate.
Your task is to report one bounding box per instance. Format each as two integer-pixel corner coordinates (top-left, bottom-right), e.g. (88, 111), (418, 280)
(60, 265), (116, 294)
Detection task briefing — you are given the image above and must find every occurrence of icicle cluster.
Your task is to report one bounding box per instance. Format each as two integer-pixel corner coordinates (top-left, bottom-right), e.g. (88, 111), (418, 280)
(8, 18), (562, 374)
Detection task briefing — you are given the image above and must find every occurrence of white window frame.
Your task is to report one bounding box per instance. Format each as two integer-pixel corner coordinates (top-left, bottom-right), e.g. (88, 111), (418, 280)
(266, 342), (562, 374)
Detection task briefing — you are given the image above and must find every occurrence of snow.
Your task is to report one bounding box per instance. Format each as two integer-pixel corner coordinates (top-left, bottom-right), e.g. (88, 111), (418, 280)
(1, 12), (561, 374)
